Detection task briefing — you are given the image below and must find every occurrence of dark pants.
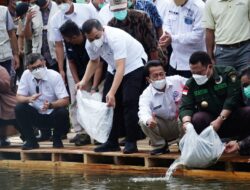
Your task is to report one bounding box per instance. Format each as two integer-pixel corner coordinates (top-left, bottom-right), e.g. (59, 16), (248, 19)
(192, 107), (250, 139)
(0, 119), (17, 139)
(102, 67), (144, 143)
(0, 59), (12, 75)
(168, 65), (192, 78)
(47, 59), (59, 72)
(15, 103), (69, 142)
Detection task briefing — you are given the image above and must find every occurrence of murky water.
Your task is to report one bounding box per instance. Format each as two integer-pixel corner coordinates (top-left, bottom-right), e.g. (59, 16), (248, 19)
(0, 167), (250, 190)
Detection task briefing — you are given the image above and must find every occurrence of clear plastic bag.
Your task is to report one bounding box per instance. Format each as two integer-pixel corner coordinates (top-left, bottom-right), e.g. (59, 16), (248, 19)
(76, 90), (113, 143)
(178, 123), (225, 168)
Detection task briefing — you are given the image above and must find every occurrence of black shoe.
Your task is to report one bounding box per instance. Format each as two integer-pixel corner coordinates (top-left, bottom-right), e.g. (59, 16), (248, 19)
(94, 141), (121, 152)
(94, 140), (101, 145)
(34, 128), (51, 142)
(53, 139), (64, 148)
(150, 144), (170, 155)
(22, 141), (39, 150)
(123, 142), (138, 154)
(0, 139), (10, 147)
(70, 134), (91, 146)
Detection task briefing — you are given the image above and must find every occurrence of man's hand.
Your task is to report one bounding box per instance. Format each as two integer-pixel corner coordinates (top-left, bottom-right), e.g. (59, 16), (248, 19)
(182, 121), (192, 132)
(29, 93), (41, 103)
(210, 117), (224, 131)
(146, 113), (157, 128)
(225, 141), (240, 154)
(26, 9), (36, 23)
(75, 80), (88, 90)
(41, 100), (50, 112)
(106, 91), (115, 107)
(13, 54), (20, 70)
(159, 32), (172, 48)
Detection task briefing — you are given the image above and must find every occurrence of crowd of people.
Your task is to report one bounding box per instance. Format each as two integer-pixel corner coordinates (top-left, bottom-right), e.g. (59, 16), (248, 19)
(0, 0), (250, 156)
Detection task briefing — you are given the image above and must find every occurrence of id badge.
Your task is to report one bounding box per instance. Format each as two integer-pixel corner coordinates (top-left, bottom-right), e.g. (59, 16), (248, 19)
(184, 17), (193, 25)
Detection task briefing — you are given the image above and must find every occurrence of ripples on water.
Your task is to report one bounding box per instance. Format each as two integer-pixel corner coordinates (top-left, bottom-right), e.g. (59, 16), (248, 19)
(0, 167), (250, 190)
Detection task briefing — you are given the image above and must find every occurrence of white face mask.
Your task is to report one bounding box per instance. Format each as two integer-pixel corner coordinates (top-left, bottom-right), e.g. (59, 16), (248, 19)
(58, 3), (71, 14)
(31, 67), (47, 80)
(92, 35), (104, 49)
(192, 74), (208, 85)
(151, 79), (166, 90)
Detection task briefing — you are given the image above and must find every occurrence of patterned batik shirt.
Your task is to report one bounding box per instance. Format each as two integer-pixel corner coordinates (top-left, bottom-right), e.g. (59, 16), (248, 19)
(108, 9), (157, 58)
(133, 0), (163, 29)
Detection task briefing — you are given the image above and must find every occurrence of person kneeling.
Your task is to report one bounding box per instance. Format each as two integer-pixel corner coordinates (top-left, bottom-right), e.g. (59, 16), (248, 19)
(15, 53), (70, 150)
(138, 60), (187, 155)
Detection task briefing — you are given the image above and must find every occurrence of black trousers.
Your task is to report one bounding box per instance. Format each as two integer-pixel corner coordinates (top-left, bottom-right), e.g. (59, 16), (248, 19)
(15, 103), (70, 142)
(191, 107), (250, 139)
(102, 67), (144, 143)
(168, 65), (192, 78)
(0, 59), (12, 75)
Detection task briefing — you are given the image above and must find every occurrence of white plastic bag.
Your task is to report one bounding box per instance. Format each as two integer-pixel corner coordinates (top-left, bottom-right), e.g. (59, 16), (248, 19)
(76, 90), (113, 143)
(178, 123), (225, 168)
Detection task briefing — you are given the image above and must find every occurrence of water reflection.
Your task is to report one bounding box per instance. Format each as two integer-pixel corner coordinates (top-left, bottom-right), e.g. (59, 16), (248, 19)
(0, 167), (250, 190)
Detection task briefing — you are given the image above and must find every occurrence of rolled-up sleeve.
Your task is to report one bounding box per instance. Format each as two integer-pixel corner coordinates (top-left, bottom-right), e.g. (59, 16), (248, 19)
(138, 88), (153, 125)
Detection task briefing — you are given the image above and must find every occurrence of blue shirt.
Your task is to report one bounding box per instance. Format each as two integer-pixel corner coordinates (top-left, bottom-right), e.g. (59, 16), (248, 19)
(134, 0), (163, 28)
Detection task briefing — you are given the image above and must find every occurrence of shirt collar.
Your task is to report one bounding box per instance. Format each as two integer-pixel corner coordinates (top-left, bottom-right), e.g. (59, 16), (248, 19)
(64, 4), (77, 18)
(151, 78), (173, 96)
(40, 1), (52, 11)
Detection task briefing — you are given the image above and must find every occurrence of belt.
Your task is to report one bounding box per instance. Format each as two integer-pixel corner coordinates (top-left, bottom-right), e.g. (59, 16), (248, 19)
(217, 39), (250, 48)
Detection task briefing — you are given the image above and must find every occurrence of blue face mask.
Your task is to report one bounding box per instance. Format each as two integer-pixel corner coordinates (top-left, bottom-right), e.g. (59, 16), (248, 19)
(127, 0), (133, 8)
(113, 9), (128, 21)
(244, 85), (250, 98)
(98, 3), (106, 9)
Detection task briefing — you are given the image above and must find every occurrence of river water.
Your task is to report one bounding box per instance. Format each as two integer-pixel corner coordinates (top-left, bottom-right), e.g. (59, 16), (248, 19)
(0, 167), (250, 190)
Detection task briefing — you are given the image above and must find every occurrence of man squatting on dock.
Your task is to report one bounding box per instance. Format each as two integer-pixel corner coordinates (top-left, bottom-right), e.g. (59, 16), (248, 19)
(1, 0), (250, 156)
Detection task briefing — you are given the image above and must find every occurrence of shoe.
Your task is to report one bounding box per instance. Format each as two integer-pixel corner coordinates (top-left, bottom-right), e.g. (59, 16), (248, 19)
(119, 138), (126, 146)
(69, 133), (83, 143)
(94, 140), (101, 145)
(37, 129), (52, 142)
(22, 141), (40, 150)
(150, 144), (170, 155)
(70, 134), (91, 146)
(94, 141), (121, 152)
(53, 139), (64, 148)
(0, 139), (11, 147)
(123, 142), (138, 154)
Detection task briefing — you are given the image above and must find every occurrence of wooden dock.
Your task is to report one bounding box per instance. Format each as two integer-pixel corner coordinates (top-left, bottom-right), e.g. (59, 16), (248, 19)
(0, 136), (250, 180)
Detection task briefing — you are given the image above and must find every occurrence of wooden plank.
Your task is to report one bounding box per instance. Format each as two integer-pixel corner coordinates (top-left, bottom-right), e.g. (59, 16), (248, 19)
(175, 169), (250, 180)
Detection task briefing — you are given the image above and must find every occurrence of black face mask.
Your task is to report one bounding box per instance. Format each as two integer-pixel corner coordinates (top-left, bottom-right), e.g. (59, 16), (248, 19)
(36, 0), (48, 8)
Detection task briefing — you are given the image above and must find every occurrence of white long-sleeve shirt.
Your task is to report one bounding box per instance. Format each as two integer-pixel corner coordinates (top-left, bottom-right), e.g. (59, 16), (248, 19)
(138, 75), (187, 125)
(163, 0), (205, 71)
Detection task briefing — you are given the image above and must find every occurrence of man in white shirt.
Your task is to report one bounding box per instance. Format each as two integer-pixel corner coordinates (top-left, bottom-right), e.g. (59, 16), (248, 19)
(159, 0), (205, 78)
(50, 0), (98, 145)
(138, 60), (186, 155)
(15, 53), (70, 150)
(77, 19), (147, 154)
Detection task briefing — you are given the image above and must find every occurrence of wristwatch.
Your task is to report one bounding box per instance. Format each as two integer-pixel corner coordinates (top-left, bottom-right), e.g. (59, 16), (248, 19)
(219, 115), (227, 121)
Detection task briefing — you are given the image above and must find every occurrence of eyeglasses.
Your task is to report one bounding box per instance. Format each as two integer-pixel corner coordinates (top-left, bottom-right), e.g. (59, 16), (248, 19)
(30, 63), (45, 71)
(150, 72), (166, 80)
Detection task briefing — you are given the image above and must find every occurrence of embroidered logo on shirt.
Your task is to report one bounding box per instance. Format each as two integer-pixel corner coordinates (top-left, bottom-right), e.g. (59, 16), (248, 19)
(184, 17), (193, 25)
(173, 91), (179, 101)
